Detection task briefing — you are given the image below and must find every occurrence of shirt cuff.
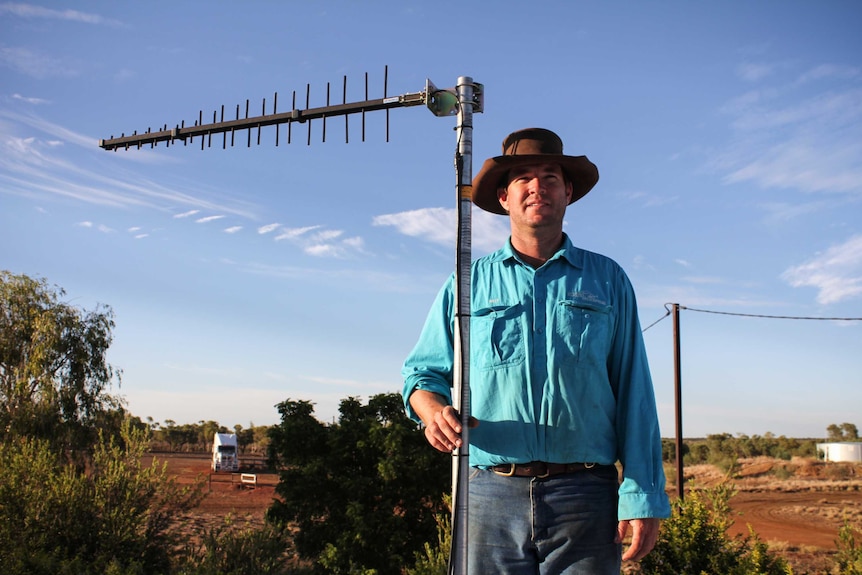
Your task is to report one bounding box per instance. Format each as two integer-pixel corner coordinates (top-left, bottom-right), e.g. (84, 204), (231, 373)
(618, 490), (671, 520)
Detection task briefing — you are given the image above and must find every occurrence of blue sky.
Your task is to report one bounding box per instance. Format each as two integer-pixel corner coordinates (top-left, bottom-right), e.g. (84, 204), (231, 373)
(1, 1), (860, 438)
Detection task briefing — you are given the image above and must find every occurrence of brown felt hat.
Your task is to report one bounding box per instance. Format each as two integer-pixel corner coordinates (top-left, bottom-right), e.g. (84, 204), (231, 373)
(471, 128), (599, 215)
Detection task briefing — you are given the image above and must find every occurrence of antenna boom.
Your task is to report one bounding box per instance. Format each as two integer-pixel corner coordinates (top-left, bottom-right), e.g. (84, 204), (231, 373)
(99, 90), (430, 151)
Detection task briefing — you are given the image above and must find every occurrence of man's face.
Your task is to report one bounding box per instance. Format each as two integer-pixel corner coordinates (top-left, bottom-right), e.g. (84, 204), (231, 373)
(497, 162), (572, 230)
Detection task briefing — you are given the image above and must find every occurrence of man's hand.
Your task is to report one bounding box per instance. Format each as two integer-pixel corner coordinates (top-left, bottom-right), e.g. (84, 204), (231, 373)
(617, 517), (661, 562)
(408, 390), (477, 452)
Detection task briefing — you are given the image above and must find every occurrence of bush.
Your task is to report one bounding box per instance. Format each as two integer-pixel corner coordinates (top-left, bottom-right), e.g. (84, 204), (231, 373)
(176, 516), (308, 575)
(836, 522), (862, 575)
(405, 496), (452, 575)
(0, 420), (204, 575)
(636, 483), (792, 575)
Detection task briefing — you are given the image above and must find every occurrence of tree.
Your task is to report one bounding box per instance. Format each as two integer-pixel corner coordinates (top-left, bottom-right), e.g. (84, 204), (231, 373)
(266, 394), (451, 575)
(0, 271), (123, 455)
(841, 423), (860, 441)
(828, 423), (860, 442)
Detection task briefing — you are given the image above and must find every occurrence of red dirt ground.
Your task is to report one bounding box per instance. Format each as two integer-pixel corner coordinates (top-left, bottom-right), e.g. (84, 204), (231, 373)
(159, 453), (862, 573)
(154, 452), (277, 530)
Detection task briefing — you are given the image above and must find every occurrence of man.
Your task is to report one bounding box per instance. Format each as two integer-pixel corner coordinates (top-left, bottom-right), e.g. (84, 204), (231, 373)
(402, 128), (670, 574)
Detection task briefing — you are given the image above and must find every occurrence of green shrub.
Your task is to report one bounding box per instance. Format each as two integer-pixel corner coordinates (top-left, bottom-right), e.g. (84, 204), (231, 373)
(836, 522), (862, 575)
(0, 420), (203, 575)
(176, 516), (306, 575)
(636, 483), (792, 575)
(406, 497), (451, 575)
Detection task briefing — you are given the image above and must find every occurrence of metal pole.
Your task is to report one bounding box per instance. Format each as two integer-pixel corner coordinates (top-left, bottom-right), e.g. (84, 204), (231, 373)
(450, 76), (475, 575)
(672, 303), (684, 501)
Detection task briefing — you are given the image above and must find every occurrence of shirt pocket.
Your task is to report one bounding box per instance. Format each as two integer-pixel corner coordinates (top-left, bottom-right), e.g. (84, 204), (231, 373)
(554, 300), (612, 368)
(471, 304), (525, 370)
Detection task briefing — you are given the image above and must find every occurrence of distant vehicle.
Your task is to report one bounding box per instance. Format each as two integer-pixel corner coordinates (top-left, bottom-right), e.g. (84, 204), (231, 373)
(211, 432), (239, 472)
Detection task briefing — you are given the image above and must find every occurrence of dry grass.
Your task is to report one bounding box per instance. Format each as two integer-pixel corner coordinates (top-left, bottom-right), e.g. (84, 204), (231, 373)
(674, 457), (862, 574)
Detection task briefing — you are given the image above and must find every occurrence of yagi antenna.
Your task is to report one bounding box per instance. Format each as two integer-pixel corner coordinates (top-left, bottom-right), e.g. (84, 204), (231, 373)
(98, 67), (483, 575)
(98, 66), (482, 151)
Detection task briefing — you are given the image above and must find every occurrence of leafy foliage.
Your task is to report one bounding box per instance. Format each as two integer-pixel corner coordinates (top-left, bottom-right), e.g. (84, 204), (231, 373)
(0, 270), (123, 455)
(176, 516), (308, 575)
(678, 432), (818, 469)
(266, 394), (450, 575)
(836, 522), (862, 575)
(404, 496), (451, 575)
(0, 420), (204, 575)
(637, 483), (792, 575)
(827, 423), (860, 442)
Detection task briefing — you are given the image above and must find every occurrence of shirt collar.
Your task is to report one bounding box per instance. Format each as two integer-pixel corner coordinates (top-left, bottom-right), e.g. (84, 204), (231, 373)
(499, 233), (584, 269)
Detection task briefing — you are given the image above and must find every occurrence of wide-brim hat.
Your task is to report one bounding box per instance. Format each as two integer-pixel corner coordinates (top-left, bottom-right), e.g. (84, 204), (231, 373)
(471, 128), (599, 215)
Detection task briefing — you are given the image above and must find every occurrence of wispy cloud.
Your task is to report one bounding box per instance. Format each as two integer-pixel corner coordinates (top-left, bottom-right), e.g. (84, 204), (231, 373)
(302, 229), (365, 258)
(274, 225), (320, 241)
(270, 224), (365, 258)
(224, 226), (242, 234)
(0, 45), (78, 78)
(736, 62), (775, 82)
(125, 226), (148, 238)
(619, 190), (678, 208)
(373, 206), (509, 254)
(76, 220), (114, 233)
(758, 199), (833, 224)
(782, 234), (862, 305)
(11, 93), (49, 105)
(796, 64), (859, 85)
(715, 63), (862, 198)
(0, 3), (123, 26)
(195, 215), (225, 224)
(0, 110), (260, 220)
(257, 223), (280, 234)
(174, 210), (199, 219)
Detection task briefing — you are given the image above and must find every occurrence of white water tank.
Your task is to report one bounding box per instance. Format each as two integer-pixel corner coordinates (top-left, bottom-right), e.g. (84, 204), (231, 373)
(816, 442), (862, 462)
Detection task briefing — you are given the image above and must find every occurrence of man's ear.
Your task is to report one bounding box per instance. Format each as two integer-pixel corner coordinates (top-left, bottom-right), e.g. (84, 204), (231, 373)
(497, 187), (509, 212)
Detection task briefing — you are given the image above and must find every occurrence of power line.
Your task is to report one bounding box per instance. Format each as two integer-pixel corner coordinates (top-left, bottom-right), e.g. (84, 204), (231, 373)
(679, 305), (862, 322)
(642, 309), (671, 332)
(642, 303), (862, 332)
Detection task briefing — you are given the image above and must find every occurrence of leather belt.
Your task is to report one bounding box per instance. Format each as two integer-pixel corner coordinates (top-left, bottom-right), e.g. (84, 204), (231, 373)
(490, 461), (606, 478)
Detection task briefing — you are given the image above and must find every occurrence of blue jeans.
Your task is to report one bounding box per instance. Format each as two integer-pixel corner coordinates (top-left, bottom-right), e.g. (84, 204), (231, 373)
(467, 466), (621, 575)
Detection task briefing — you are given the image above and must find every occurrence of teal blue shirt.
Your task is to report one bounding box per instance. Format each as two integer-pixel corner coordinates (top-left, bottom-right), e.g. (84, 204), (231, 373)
(402, 235), (670, 520)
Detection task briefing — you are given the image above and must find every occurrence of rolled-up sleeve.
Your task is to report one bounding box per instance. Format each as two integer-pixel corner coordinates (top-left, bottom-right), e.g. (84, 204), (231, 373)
(402, 275), (456, 421)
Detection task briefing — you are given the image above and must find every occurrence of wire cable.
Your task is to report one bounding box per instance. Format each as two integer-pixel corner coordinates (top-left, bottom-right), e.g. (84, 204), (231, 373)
(642, 307), (672, 332)
(678, 305), (862, 322)
(642, 303), (862, 333)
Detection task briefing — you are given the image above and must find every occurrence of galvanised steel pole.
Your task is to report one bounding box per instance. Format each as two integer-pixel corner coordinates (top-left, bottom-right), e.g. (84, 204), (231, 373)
(450, 75), (476, 575)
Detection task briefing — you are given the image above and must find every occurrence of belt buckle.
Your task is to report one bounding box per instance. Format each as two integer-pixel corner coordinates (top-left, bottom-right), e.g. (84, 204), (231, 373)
(493, 463), (516, 477)
(535, 462), (550, 478)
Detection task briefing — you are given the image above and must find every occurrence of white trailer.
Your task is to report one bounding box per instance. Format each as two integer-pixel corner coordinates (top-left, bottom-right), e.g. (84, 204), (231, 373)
(211, 432), (239, 472)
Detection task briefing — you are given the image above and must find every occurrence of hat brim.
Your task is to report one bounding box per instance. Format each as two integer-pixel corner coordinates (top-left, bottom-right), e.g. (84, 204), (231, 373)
(471, 154), (599, 215)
